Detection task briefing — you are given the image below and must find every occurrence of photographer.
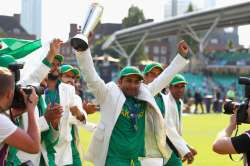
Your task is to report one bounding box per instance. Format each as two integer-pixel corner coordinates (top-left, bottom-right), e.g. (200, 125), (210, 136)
(212, 106), (250, 165)
(0, 67), (40, 163)
(213, 77), (250, 166)
(0, 39), (63, 165)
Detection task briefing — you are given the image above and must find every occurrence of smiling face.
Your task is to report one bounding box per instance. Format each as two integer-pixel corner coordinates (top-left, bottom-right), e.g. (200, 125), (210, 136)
(118, 74), (142, 97)
(143, 67), (163, 84)
(51, 59), (61, 74)
(169, 83), (186, 100)
(60, 71), (76, 86)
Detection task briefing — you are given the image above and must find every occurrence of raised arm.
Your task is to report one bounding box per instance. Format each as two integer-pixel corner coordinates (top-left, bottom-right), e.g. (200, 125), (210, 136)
(148, 41), (189, 96)
(19, 39), (63, 86)
(75, 48), (108, 104)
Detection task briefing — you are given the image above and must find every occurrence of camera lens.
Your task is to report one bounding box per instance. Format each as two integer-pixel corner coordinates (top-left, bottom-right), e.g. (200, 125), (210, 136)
(223, 100), (236, 114)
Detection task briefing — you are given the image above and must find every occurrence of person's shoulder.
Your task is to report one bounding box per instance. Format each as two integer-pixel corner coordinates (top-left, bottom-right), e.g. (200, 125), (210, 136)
(106, 81), (118, 89)
(0, 113), (16, 129)
(74, 94), (82, 101)
(244, 130), (250, 138)
(59, 82), (75, 91)
(0, 113), (10, 121)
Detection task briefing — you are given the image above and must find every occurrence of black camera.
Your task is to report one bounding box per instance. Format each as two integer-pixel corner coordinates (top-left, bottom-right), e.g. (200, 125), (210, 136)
(224, 77), (250, 124)
(8, 63), (44, 109)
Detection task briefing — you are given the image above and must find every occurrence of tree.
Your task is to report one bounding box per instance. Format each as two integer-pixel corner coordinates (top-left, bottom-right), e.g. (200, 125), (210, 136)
(122, 5), (145, 28)
(187, 2), (194, 12)
(121, 5), (147, 66)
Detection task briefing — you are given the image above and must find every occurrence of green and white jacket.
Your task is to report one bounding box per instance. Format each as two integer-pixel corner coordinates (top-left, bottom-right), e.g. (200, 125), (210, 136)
(75, 49), (189, 166)
(163, 92), (190, 159)
(7, 59), (53, 166)
(46, 83), (87, 166)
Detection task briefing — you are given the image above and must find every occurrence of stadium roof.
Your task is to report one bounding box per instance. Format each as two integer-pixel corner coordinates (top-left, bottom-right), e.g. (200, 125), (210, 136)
(103, 2), (250, 49)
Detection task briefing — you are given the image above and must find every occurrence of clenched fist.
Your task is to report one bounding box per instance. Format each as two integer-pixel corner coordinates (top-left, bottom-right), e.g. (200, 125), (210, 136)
(177, 40), (189, 58)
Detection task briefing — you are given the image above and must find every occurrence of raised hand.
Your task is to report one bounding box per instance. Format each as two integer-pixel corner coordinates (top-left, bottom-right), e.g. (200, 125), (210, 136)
(177, 40), (189, 58)
(50, 39), (63, 55)
(46, 38), (63, 62)
(20, 87), (38, 112)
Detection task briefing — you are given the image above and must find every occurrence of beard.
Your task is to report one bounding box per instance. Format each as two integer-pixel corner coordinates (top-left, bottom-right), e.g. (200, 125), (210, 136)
(122, 88), (139, 97)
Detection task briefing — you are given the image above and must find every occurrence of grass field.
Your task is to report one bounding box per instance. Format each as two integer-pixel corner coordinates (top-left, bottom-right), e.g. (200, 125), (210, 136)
(79, 113), (249, 166)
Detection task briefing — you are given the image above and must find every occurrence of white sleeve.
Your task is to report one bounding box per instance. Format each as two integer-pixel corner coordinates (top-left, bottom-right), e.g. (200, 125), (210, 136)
(82, 122), (97, 132)
(165, 109), (190, 157)
(0, 114), (17, 143)
(38, 116), (49, 132)
(18, 62), (50, 86)
(147, 54), (189, 96)
(75, 49), (108, 104)
(69, 95), (87, 126)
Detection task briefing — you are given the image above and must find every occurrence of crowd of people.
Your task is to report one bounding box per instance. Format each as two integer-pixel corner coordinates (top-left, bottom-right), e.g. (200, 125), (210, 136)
(183, 87), (237, 114)
(0, 34), (249, 166)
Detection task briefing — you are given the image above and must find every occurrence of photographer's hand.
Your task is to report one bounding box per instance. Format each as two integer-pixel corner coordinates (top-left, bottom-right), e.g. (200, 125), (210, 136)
(212, 114), (238, 154)
(227, 114), (237, 132)
(10, 108), (26, 118)
(20, 87), (38, 112)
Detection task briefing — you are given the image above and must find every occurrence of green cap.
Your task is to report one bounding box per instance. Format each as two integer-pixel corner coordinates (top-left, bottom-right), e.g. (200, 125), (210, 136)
(118, 66), (143, 80)
(170, 74), (187, 86)
(59, 64), (79, 76)
(0, 55), (17, 67)
(143, 63), (163, 75)
(54, 54), (64, 63)
(74, 67), (81, 78)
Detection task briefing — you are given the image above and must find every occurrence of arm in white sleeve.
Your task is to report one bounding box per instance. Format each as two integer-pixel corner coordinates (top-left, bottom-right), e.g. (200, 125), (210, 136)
(148, 54), (189, 96)
(75, 49), (108, 104)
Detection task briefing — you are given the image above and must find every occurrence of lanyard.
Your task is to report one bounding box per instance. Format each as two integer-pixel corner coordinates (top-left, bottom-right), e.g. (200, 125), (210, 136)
(124, 98), (142, 132)
(45, 88), (59, 108)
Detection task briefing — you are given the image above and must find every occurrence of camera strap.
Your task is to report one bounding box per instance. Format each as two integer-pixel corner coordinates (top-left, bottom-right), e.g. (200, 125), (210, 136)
(229, 125), (244, 162)
(0, 144), (9, 165)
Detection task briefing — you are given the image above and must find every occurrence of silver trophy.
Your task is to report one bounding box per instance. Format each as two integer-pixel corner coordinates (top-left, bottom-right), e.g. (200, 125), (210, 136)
(71, 3), (103, 51)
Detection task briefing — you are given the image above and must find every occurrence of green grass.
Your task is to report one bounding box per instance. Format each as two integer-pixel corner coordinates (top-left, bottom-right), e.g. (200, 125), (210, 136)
(80, 113), (249, 166)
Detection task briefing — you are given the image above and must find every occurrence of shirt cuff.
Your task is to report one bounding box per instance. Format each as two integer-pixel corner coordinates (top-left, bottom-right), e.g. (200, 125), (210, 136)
(177, 52), (189, 60)
(38, 116), (49, 132)
(49, 124), (60, 142)
(42, 58), (52, 68)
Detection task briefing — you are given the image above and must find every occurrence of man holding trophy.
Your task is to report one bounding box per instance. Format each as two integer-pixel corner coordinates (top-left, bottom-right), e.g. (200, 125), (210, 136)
(70, 2), (190, 166)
